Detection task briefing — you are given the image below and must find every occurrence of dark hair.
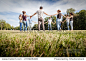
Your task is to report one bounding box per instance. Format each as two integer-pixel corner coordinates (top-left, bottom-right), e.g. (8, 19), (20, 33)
(40, 6), (43, 9)
(57, 10), (61, 12)
(22, 11), (26, 14)
(70, 13), (73, 15)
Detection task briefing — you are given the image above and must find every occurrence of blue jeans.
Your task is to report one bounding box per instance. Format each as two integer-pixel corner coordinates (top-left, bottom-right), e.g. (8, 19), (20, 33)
(70, 21), (73, 30)
(66, 22), (70, 30)
(20, 22), (22, 31)
(56, 18), (61, 30)
(48, 24), (52, 30)
(23, 21), (28, 31)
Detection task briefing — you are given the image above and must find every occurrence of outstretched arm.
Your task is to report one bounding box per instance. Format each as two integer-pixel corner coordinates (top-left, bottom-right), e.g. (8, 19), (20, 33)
(32, 21), (37, 23)
(61, 14), (66, 17)
(68, 16), (73, 19)
(26, 15), (29, 17)
(51, 13), (58, 16)
(44, 12), (51, 16)
(31, 13), (37, 17)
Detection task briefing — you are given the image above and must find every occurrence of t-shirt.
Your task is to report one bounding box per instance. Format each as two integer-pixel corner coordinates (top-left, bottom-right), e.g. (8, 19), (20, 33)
(66, 17), (69, 22)
(36, 10), (44, 18)
(48, 19), (52, 24)
(28, 19), (32, 24)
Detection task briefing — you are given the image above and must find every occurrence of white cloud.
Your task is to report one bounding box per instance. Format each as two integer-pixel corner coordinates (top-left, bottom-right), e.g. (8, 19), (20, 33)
(0, 0), (86, 27)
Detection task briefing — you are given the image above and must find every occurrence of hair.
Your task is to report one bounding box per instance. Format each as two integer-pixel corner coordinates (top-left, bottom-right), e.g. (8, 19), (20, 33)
(57, 10), (61, 12)
(22, 11), (26, 14)
(66, 15), (69, 17)
(19, 14), (22, 17)
(70, 13), (73, 15)
(40, 6), (43, 9)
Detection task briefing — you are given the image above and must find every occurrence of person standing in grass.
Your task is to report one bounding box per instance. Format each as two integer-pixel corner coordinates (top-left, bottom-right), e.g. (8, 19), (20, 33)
(63, 15), (70, 30)
(45, 17), (54, 30)
(51, 10), (65, 30)
(22, 11), (29, 32)
(30, 6), (51, 31)
(69, 13), (74, 31)
(19, 14), (23, 31)
(28, 16), (36, 31)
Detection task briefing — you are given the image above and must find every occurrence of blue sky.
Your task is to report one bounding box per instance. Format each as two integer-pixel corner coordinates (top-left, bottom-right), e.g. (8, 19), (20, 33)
(0, 0), (86, 27)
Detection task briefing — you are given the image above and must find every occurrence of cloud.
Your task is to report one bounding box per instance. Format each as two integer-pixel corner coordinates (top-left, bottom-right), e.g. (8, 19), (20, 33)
(0, 0), (86, 27)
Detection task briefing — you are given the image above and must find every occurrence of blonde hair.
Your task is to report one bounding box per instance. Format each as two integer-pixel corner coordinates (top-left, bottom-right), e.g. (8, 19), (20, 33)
(19, 14), (22, 20)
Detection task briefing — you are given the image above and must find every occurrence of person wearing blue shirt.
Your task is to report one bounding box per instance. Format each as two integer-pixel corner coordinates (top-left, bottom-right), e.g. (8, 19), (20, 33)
(28, 16), (36, 30)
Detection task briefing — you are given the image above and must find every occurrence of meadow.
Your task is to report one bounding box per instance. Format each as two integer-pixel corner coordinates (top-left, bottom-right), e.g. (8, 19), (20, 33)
(0, 30), (86, 57)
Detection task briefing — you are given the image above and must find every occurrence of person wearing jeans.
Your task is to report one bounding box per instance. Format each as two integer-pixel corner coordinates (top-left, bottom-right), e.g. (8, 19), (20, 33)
(69, 13), (74, 31)
(23, 21), (28, 31)
(45, 17), (53, 30)
(48, 24), (52, 30)
(22, 11), (29, 32)
(19, 14), (22, 31)
(51, 10), (65, 30)
(63, 15), (70, 30)
(70, 21), (73, 30)
(30, 6), (51, 31)
(28, 16), (36, 31)
(56, 18), (61, 30)
(20, 22), (22, 31)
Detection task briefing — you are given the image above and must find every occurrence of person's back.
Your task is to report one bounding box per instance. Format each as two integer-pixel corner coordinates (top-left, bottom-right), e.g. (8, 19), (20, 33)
(57, 13), (61, 19)
(36, 10), (44, 18)
(22, 15), (27, 21)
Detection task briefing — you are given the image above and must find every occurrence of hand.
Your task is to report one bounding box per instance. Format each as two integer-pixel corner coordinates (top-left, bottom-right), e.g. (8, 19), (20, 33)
(30, 16), (32, 18)
(62, 22), (64, 23)
(63, 16), (66, 17)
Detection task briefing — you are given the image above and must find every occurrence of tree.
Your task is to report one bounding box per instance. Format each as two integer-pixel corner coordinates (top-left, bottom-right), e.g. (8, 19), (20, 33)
(0, 19), (6, 30)
(66, 8), (75, 14)
(32, 24), (38, 30)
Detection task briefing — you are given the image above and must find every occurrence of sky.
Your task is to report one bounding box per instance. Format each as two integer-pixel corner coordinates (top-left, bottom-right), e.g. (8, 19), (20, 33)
(0, 0), (86, 27)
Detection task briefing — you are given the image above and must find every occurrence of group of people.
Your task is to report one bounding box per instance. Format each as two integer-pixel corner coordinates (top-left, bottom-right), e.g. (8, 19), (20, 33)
(19, 6), (73, 31)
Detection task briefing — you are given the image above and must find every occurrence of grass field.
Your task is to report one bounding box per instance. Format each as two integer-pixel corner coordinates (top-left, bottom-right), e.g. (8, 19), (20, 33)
(0, 30), (86, 57)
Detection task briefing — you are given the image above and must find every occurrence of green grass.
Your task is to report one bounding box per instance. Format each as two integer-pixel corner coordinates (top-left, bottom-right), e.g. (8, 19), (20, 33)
(0, 30), (86, 57)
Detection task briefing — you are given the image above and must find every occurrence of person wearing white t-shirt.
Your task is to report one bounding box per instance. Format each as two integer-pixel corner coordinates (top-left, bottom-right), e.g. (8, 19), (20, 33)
(63, 15), (70, 30)
(30, 6), (51, 31)
(45, 17), (54, 30)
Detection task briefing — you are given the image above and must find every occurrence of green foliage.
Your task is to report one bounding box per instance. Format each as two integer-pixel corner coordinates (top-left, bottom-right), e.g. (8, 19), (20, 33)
(0, 30), (86, 57)
(66, 8), (75, 14)
(0, 19), (12, 30)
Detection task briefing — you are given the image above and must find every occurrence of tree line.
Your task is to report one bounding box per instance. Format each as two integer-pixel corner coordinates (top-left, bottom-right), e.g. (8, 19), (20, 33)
(0, 20), (18, 30)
